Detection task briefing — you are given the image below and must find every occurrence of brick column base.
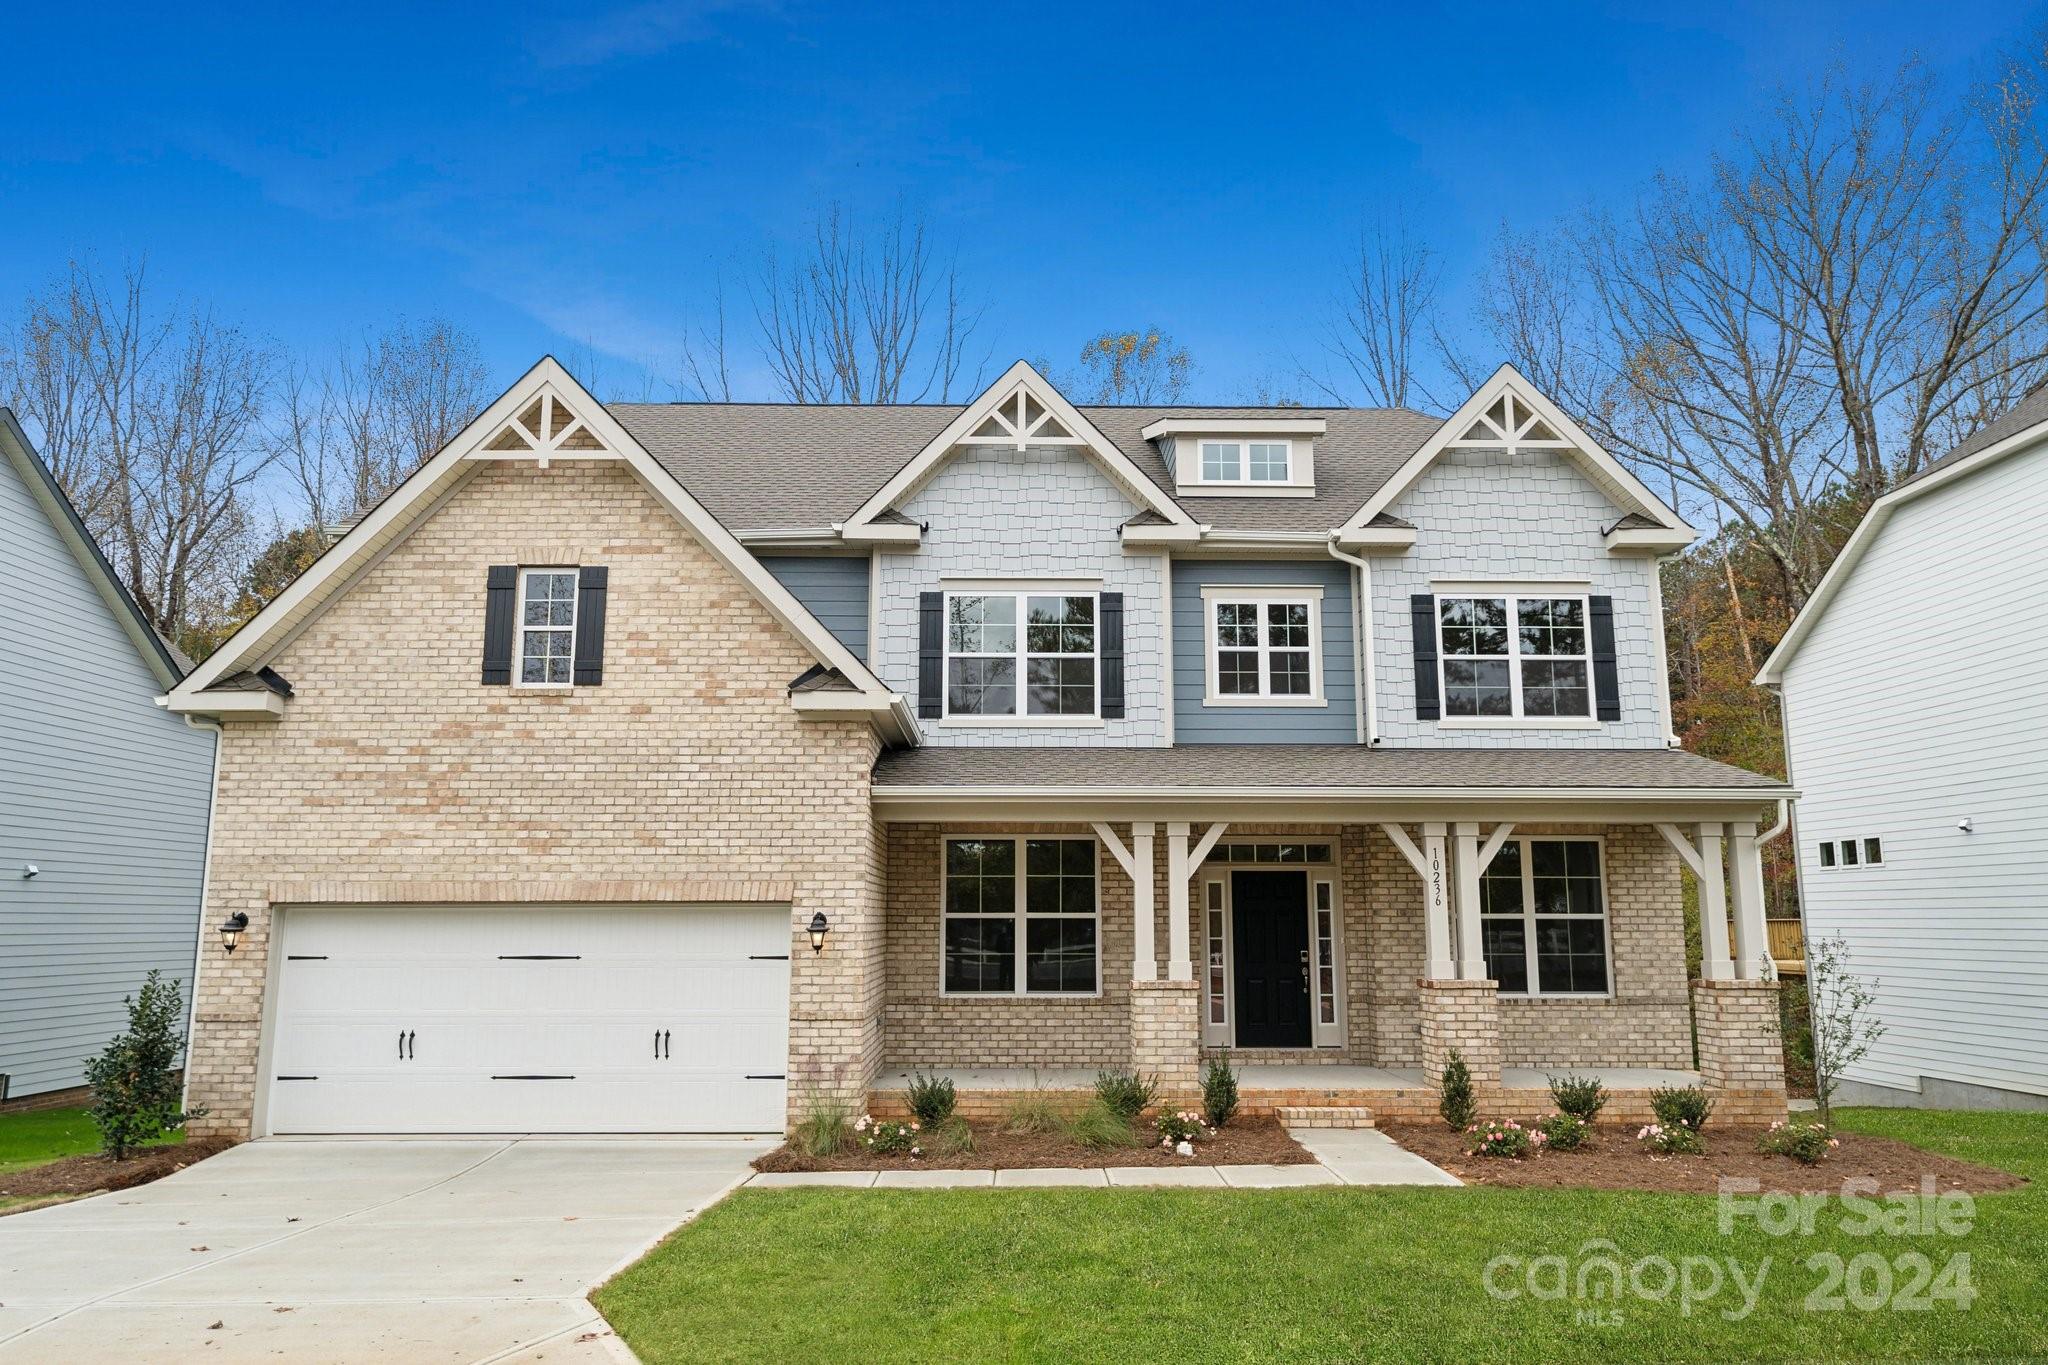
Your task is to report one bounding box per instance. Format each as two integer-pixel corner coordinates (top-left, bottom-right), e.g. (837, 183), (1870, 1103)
(1130, 979), (1202, 1096)
(1693, 978), (1788, 1124)
(1418, 978), (1501, 1092)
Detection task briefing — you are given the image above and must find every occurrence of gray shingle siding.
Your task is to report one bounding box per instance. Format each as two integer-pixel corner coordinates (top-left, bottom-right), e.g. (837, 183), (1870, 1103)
(1, 449), (215, 1098)
(871, 444), (1168, 747)
(758, 554), (871, 663)
(1373, 448), (1669, 748)
(1172, 559), (1356, 743)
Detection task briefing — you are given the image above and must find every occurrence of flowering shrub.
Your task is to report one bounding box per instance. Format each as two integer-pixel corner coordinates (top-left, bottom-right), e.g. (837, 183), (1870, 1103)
(852, 1115), (921, 1157)
(1636, 1122), (1704, 1156)
(1465, 1119), (1541, 1159)
(1155, 1110), (1211, 1147)
(1758, 1119), (1839, 1165)
(1539, 1111), (1591, 1152)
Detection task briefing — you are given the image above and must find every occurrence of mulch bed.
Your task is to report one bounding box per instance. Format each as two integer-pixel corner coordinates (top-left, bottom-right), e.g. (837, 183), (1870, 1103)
(755, 1116), (1312, 1172)
(0, 1140), (235, 1209)
(1383, 1124), (2026, 1196)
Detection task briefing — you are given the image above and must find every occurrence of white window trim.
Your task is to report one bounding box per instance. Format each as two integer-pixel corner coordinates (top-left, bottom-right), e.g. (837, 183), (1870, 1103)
(1195, 842), (1343, 1047)
(939, 835), (1102, 998)
(1200, 585), (1326, 707)
(1434, 591), (1594, 725)
(1821, 836), (1883, 869)
(515, 567), (578, 690)
(1481, 835), (1614, 1000)
(941, 588), (1101, 723)
(1177, 436), (1317, 495)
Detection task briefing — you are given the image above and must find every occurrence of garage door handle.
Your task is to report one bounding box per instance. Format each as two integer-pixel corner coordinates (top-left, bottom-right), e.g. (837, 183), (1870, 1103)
(398, 1030), (415, 1060)
(662, 1029), (671, 1059)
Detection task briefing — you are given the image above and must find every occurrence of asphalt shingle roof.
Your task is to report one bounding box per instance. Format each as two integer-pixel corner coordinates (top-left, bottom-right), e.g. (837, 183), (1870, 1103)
(1900, 383), (2048, 489)
(872, 744), (1790, 792)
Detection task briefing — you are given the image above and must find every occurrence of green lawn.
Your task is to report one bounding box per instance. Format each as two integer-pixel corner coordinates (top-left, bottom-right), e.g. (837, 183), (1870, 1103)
(595, 1109), (2046, 1363)
(0, 1104), (183, 1210)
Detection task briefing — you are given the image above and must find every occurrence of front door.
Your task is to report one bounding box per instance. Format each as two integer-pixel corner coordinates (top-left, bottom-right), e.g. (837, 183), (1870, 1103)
(1230, 871), (1311, 1048)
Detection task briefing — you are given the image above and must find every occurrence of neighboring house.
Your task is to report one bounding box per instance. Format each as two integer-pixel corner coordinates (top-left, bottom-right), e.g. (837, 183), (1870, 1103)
(165, 357), (1792, 1139)
(0, 410), (217, 1105)
(1758, 396), (2048, 1112)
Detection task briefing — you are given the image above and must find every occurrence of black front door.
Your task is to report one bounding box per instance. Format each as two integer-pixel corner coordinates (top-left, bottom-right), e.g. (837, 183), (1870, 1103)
(1231, 871), (1311, 1048)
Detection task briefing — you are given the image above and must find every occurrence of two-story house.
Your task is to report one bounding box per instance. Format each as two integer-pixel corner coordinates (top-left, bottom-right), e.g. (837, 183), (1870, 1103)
(165, 357), (1791, 1138)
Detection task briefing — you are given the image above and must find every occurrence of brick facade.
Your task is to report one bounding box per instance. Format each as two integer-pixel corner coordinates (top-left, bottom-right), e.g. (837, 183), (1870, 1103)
(1418, 979), (1502, 1090)
(1130, 980), (1201, 1094)
(184, 461), (884, 1137)
(1693, 979), (1789, 1123)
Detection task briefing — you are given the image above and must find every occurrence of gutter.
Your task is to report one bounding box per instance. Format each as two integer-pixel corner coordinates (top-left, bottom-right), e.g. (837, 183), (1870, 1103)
(1325, 536), (1376, 745)
(870, 782), (1799, 804)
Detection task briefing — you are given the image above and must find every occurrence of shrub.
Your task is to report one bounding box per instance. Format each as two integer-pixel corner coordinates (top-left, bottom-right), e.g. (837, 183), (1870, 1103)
(1000, 1093), (1064, 1136)
(1649, 1085), (1715, 1133)
(1465, 1119), (1538, 1159)
(853, 1115), (920, 1156)
(1094, 1069), (1158, 1121)
(1540, 1111), (1592, 1152)
(84, 971), (203, 1160)
(1547, 1072), (1608, 1122)
(1439, 1049), (1476, 1131)
(790, 1094), (852, 1157)
(1201, 1051), (1240, 1129)
(906, 1070), (957, 1128)
(1065, 1101), (1138, 1150)
(1155, 1109), (1210, 1147)
(1637, 1122), (1705, 1156)
(931, 1115), (977, 1156)
(1758, 1119), (1838, 1165)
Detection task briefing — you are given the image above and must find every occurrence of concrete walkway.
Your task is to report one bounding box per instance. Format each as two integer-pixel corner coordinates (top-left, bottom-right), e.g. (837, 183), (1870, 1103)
(0, 1136), (769, 1364)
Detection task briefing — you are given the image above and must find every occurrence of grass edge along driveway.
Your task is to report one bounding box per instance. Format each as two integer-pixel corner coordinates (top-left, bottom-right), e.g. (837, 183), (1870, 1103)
(595, 1109), (2046, 1363)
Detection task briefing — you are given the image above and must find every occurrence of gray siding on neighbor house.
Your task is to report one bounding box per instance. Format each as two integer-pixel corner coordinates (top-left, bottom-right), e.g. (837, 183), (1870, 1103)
(1371, 447), (1670, 748)
(1172, 559), (1357, 743)
(871, 444), (1169, 746)
(758, 554), (871, 662)
(0, 451), (216, 1098)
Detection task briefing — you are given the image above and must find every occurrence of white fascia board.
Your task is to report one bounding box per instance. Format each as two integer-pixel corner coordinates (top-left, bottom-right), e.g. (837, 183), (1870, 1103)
(163, 689), (285, 719)
(790, 689), (921, 745)
(870, 786), (1796, 824)
(1140, 417), (1329, 440)
(1604, 526), (1697, 554)
(869, 783), (1797, 803)
(842, 360), (1197, 533)
(837, 521), (923, 546)
(733, 527), (846, 549)
(1332, 526), (1418, 551)
(1338, 364), (1689, 535)
(1121, 523), (1205, 546)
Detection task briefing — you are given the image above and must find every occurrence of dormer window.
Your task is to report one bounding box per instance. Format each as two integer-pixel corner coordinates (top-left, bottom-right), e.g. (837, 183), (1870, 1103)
(1141, 417), (1326, 497)
(1199, 439), (1293, 484)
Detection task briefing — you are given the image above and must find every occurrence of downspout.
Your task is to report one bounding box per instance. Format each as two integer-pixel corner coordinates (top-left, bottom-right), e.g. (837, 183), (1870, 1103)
(177, 713), (223, 1120)
(1326, 538), (1375, 745)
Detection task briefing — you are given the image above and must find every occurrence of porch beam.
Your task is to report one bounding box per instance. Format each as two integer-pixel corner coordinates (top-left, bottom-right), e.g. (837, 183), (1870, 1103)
(1092, 821), (1156, 982)
(1453, 823), (1487, 981)
(1729, 821), (1768, 980)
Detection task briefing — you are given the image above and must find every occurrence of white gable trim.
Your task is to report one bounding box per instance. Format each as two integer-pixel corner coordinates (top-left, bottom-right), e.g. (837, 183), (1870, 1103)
(168, 358), (915, 738)
(1756, 413), (2048, 685)
(1338, 364), (1692, 540)
(841, 360), (1197, 533)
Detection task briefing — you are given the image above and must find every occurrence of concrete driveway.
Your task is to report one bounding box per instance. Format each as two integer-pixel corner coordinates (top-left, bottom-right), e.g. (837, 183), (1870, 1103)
(0, 1136), (769, 1364)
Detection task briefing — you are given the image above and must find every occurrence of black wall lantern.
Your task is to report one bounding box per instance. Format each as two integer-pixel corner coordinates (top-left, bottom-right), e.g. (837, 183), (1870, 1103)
(219, 912), (250, 954)
(807, 911), (830, 954)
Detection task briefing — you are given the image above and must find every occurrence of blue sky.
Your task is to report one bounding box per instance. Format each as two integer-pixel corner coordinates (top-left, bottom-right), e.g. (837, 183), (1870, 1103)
(1, 1), (2036, 408)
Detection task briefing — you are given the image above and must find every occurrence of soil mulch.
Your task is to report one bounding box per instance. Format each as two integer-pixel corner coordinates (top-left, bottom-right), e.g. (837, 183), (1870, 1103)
(0, 1140), (235, 1209)
(755, 1115), (1312, 1172)
(1383, 1124), (2026, 1196)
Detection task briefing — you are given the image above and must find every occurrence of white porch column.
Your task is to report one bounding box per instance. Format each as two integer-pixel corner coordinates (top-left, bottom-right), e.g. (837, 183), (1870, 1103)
(1696, 822), (1734, 982)
(1165, 822), (1193, 981)
(1421, 822), (1454, 981)
(1730, 821), (1769, 980)
(1092, 821), (1157, 981)
(1453, 822), (1487, 981)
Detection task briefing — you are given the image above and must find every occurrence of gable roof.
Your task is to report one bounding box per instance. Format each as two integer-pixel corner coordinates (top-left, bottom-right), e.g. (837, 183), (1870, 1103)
(0, 407), (189, 689)
(1757, 390), (2048, 685)
(167, 358), (914, 738)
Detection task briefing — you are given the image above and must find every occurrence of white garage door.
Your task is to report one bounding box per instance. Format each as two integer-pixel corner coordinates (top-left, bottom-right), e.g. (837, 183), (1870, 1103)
(266, 905), (790, 1134)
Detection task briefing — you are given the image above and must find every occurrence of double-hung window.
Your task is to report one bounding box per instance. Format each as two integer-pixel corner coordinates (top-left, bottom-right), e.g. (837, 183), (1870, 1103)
(518, 568), (580, 686)
(1203, 587), (1322, 703)
(1478, 839), (1610, 996)
(1438, 594), (1590, 719)
(945, 591), (1097, 718)
(942, 837), (1099, 994)
(1198, 439), (1292, 484)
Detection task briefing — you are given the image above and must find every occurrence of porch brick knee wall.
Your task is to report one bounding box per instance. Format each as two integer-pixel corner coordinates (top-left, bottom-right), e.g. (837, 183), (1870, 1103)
(1693, 979), (1788, 1114)
(1130, 979), (1201, 1093)
(1418, 979), (1501, 1091)
(181, 462), (886, 1139)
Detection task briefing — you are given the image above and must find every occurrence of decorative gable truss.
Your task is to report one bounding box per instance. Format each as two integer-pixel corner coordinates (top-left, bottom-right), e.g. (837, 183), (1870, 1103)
(1334, 364), (1695, 555)
(838, 360), (1202, 547)
(164, 357), (918, 742)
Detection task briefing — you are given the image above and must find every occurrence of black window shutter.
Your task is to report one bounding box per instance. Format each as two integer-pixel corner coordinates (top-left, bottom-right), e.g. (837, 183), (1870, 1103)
(918, 592), (943, 719)
(573, 566), (609, 686)
(1409, 593), (1440, 720)
(1589, 595), (1620, 721)
(1099, 592), (1125, 719)
(481, 566), (517, 686)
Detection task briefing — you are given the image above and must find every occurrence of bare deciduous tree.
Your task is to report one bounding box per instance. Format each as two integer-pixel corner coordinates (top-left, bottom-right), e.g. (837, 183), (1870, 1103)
(752, 204), (984, 403)
(1070, 328), (1194, 404)
(1311, 218), (1440, 408)
(677, 275), (735, 402)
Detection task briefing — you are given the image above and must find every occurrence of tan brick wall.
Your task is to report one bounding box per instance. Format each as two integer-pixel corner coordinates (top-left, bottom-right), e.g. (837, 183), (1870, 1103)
(186, 461), (883, 1137)
(1130, 979), (1200, 1092)
(1418, 979), (1501, 1090)
(1694, 979), (1788, 1111)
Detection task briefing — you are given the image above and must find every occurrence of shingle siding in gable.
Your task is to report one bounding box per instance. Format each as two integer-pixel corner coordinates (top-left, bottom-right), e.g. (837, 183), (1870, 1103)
(0, 451), (215, 1098)
(1172, 559), (1357, 743)
(758, 555), (871, 663)
(870, 444), (1169, 747)
(1372, 447), (1668, 748)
